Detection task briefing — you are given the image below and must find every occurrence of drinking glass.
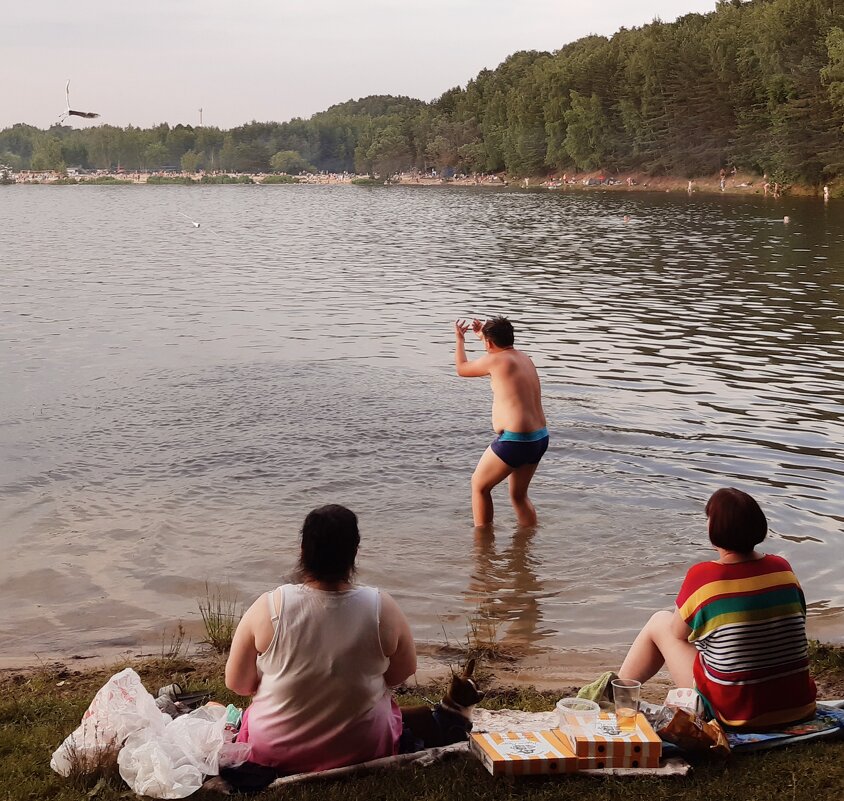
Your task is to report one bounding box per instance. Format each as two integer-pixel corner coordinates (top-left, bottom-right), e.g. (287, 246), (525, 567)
(610, 679), (641, 733)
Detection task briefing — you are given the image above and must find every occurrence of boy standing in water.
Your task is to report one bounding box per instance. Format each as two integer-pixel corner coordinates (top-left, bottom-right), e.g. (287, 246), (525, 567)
(454, 317), (548, 528)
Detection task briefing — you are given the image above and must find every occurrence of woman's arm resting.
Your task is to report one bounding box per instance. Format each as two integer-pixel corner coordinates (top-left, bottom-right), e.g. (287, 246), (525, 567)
(670, 606), (693, 640)
(380, 591), (417, 687)
(225, 599), (263, 696)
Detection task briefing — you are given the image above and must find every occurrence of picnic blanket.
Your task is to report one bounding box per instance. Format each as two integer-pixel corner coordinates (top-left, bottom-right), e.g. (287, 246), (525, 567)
(725, 701), (844, 752)
(265, 700), (844, 788)
(267, 708), (690, 788)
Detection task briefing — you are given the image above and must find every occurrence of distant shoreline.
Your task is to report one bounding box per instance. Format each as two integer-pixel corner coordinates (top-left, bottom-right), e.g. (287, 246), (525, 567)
(2, 168), (834, 200)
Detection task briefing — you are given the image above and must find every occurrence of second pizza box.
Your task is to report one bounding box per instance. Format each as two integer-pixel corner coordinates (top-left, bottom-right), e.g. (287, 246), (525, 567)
(556, 712), (662, 769)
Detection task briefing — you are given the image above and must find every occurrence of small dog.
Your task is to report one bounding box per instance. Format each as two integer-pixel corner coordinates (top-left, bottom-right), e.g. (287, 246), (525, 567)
(400, 658), (485, 749)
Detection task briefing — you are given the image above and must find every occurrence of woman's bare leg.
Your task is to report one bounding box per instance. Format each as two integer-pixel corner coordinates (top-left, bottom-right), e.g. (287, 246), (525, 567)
(619, 610), (697, 687)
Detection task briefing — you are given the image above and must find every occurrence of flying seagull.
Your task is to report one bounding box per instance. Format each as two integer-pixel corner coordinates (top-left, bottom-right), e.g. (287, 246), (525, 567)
(58, 81), (99, 124)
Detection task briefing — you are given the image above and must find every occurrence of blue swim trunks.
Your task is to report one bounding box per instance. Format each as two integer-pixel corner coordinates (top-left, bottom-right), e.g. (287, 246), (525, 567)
(490, 427), (549, 468)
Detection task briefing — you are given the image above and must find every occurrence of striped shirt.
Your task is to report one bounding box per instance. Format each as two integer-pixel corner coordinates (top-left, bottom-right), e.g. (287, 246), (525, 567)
(676, 554), (816, 730)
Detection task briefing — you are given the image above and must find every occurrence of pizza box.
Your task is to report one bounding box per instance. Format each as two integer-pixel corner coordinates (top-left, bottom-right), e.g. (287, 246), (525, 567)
(470, 730), (579, 776)
(556, 712), (662, 769)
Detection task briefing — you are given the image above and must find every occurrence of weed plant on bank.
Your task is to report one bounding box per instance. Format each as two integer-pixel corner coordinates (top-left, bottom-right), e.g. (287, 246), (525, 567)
(1, 645), (842, 801)
(197, 582), (242, 653)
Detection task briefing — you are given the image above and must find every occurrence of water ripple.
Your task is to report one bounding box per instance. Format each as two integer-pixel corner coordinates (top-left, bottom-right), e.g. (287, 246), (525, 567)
(0, 185), (841, 657)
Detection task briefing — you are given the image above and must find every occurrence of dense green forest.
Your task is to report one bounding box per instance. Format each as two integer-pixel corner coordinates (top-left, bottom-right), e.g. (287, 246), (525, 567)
(3, 0), (843, 186)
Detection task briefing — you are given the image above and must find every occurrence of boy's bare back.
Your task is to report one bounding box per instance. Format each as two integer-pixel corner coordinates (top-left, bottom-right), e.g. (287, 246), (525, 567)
(487, 348), (546, 434)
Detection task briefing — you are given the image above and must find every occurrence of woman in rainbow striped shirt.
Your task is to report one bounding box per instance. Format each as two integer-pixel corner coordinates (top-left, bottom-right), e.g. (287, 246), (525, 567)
(619, 487), (816, 730)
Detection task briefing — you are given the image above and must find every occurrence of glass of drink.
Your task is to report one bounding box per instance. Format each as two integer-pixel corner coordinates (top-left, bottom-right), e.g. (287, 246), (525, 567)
(611, 679), (641, 733)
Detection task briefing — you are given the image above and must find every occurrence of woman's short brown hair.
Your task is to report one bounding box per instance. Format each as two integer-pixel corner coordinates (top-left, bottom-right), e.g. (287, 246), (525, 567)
(705, 488), (767, 553)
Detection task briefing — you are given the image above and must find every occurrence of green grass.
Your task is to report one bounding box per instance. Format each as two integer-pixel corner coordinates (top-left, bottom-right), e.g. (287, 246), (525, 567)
(809, 640), (844, 675)
(261, 174), (299, 184)
(200, 174), (255, 184)
(0, 658), (241, 801)
(198, 582), (242, 653)
(146, 175), (195, 184)
(85, 176), (133, 185)
(2, 646), (842, 801)
(159, 620), (191, 662)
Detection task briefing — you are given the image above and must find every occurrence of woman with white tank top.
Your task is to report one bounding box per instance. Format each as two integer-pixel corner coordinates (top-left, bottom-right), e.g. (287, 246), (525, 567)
(225, 505), (417, 774)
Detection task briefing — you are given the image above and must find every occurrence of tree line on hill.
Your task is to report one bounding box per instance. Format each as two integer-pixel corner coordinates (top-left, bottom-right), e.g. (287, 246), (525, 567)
(2, 0), (843, 187)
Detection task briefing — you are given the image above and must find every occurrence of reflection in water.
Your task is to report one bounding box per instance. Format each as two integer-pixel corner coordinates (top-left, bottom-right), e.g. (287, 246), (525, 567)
(466, 524), (545, 653)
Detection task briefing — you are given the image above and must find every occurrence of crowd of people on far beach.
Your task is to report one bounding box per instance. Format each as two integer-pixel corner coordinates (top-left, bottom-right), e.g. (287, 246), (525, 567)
(219, 316), (817, 785)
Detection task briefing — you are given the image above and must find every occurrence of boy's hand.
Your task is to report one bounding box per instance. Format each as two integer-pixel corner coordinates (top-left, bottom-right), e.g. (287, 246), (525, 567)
(455, 319), (471, 339)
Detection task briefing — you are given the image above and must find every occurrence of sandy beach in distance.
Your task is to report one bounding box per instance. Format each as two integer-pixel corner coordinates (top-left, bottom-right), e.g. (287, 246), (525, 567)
(8, 166), (831, 198)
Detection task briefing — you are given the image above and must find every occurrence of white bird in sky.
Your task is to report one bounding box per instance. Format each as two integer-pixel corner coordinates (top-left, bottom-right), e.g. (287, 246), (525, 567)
(57, 80), (100, 124)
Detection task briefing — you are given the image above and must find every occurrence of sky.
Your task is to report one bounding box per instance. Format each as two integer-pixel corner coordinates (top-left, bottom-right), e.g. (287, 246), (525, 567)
(4, 1), (718, 131)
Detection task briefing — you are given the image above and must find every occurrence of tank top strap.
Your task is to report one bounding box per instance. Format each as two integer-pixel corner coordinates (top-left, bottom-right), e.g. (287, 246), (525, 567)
(366, 585), (381, 619)
(265, 586), (285, 624)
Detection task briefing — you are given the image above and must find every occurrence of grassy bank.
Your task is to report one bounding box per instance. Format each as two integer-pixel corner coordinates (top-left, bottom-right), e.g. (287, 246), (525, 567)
(2, 643), (843, 801)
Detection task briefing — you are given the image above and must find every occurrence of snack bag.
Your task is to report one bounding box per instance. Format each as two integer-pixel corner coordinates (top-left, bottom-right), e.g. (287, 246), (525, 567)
(654, 706), (731, 756)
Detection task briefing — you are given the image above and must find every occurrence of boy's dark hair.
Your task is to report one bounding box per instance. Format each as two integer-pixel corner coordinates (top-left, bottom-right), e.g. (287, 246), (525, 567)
(705, 488), (767, 553)
(298, 504), (360, 583)
(481, 316), (515, 348)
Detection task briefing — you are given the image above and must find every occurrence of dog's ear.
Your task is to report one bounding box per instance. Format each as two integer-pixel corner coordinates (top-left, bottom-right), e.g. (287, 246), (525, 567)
(464, 658), (476, 678)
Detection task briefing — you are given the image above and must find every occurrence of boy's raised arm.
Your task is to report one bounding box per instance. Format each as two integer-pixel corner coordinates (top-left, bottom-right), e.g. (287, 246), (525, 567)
(455, 319), (492, 377)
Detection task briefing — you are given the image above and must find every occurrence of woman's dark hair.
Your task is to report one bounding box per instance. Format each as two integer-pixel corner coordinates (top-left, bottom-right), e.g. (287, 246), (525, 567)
(705, 488), (767, 553)
(481, 316), (515, 348)
(298, 504), (360, 583)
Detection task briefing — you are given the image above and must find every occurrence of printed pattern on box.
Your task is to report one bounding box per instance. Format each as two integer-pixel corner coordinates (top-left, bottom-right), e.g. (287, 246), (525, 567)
(470, 730), (579, 776)
(665, 687), (705, 716)
(557, 713), (662, 769)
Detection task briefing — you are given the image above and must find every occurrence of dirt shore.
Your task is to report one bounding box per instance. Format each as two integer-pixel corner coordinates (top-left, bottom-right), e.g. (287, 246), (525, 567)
(0, 640), (627, 690)
(5, 639), (842, 703)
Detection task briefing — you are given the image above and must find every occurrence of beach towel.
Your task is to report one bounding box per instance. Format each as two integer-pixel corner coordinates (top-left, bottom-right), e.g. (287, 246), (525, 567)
(725, 702), (844, 752)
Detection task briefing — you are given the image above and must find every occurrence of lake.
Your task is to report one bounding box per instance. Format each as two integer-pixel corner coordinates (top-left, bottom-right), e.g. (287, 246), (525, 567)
(0, 184), (841, 663)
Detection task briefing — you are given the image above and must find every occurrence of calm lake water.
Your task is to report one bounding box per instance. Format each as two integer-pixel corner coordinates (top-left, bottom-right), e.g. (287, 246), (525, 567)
(1, 184), (842, 662)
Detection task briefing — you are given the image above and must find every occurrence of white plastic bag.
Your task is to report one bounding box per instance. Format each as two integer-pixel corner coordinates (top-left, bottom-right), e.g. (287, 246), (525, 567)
(118, 729), (205, 799)
(50, 667), (167, 777)
(118, 704), (252, 798)
(51, 669), (251, 799)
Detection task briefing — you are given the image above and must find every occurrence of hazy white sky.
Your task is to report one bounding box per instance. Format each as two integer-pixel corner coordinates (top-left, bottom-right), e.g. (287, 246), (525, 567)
(5, 1), (717, 130)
